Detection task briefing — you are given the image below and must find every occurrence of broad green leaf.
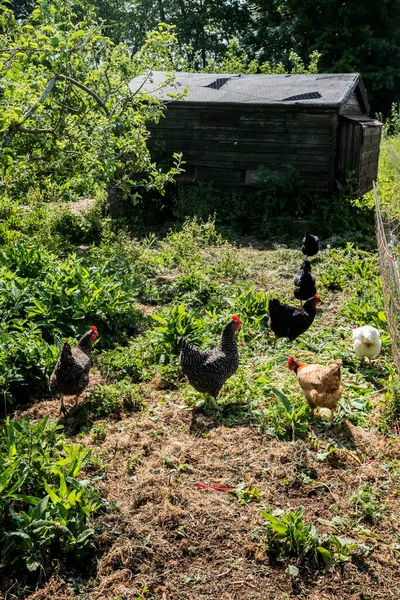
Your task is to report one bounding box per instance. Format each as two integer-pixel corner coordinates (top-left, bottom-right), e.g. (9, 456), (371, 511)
(271, 388), (292, 413)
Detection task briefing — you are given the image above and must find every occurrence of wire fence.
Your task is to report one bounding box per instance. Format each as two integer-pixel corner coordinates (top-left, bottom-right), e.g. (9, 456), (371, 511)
(374, 173), (400, 374)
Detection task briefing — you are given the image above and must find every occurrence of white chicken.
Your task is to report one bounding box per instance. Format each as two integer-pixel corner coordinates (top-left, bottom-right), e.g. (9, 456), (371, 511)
(352, 326), (381, 365)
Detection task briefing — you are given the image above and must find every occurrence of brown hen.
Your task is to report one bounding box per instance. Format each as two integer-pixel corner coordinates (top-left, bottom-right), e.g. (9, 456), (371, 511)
(287, 356), (343, 422)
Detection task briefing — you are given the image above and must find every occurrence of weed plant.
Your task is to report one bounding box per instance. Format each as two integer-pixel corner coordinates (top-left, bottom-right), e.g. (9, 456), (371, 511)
(0, 417), (100, 578)
(262, 506), (358, 571)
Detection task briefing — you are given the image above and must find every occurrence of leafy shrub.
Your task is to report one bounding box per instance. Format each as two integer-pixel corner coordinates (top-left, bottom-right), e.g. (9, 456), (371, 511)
(171, 169), (306, 237)
(342, 280), (386, 328)
(0, 242), (47, 278)
(164, 216), (223, 267)
(0, 417), (100, 578)
(0, 325), (58, 407)
(211, 242), (247, 279)
(262, 506), (357, 570)
(172, 183), (217, 222)
(0, 239), (146, 404)
(150, 303), (207, 362)
(319, 267), (347, 291)
(90, 422), (110, 442)
(99, 344), (144, 382)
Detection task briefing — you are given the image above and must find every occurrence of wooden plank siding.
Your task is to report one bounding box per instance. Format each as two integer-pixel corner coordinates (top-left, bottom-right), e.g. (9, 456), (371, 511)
(149, 106), (336, 193)
(336, 115), (382, 195)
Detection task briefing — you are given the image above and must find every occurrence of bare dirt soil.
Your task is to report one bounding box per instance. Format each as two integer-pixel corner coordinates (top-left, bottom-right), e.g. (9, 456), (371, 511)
(11, 384), (400, 600)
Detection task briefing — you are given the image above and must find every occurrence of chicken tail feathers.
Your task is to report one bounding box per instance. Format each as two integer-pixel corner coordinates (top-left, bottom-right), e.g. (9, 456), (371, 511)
(177, 337), (190, 352)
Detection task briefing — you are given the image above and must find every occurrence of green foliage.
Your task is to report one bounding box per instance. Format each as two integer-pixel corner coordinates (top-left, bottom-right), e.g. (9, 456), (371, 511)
(90, 422), (110, 442)
(268, 389), (308, 442)
(99, 344), (144, 382)
(0, 239), (144, 404)
(249, 0), (400, 114)
(0, 0), (183, 209)
(150, 303), (206, 361)
(84, 380), (143, 418)
(0, 417), (100, 578)
(383, 103), (400, 138)
(351, 484), (387, 523)
(235, 484), (262, 505)
(383, 375), (400, 426)
(164, 216), (223, 265)
(172, 167), (309, 238)
(210, 243), (247, 280)
(262, 506), (357, 570)
(197, 37), (320, 75)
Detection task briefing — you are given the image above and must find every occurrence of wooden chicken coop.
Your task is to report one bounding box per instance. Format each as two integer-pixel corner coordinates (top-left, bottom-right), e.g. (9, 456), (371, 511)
(129, 72), (382, 197)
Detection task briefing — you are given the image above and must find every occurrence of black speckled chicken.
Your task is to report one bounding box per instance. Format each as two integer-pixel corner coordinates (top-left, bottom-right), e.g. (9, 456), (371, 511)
(178, 316), (242, 408)
(49, 326), (98, 415)
(294, 258), (316, 305)
(301, 232), (319, 257)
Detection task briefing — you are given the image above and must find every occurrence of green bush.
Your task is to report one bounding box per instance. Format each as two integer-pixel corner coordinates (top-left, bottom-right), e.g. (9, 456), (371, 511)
(0, 417), (100, 578)
(0, 237), (146, 404)
(262, 506), (358, 571)
(99, 344), (144, 382)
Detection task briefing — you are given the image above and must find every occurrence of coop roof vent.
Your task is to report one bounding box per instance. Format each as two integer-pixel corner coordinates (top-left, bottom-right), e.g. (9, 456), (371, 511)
(282, 91), (322, 101)
(205, 78), (230, 90)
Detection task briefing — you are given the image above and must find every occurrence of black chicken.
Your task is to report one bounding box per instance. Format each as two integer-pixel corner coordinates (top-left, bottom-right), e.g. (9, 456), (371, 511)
(49, 326), (98, 415)
(294, 258), (316, 305)
(268, 296), (320, 347)
(301, 232), (319, 257)
(178, 315), (242, 409)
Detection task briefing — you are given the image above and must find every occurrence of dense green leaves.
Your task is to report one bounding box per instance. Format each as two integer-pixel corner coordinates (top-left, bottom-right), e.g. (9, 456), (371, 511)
(0, 0), (183, 209)
(0, 417), (100, 576)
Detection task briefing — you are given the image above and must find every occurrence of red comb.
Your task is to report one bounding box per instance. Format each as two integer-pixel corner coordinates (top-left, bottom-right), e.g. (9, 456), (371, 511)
(231, 315), (242, 323)
(314, 295), (321, 301)
(90, 326), (98, 333)
(287, 356), (295, 366)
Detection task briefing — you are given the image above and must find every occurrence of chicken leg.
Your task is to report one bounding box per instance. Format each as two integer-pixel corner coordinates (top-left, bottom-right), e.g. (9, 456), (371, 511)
(59, 394), (67, 416)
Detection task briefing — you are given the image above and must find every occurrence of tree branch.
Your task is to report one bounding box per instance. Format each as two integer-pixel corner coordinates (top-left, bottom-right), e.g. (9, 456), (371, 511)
(17, 126), (54, 134)
(56, 74), (110, 115)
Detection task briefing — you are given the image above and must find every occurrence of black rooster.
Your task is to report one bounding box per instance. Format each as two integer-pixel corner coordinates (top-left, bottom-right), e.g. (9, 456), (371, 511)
(178, 315), (242, 409)
(49, 326), (98, 415)
(294, 258), (316, 305)
(268, 296), (320, 347)
(301, 232), (319, 257)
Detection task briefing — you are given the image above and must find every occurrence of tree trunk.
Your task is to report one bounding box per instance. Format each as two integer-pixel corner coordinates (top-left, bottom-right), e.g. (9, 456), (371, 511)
(107, 180), (125, 219)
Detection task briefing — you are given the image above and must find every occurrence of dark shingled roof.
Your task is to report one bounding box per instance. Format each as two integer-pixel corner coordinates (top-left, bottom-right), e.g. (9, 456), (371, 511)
(129, 71), (369, 112)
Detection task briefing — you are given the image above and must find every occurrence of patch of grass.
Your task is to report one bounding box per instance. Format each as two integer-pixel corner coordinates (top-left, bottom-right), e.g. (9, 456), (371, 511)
(383, 375), (400, 427)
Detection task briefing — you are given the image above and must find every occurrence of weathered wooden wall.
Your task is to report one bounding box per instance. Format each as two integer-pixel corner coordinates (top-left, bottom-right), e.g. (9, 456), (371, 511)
(337, 115), (382, 195)
(358, 124), (381, 195)
(149, 105), (337, 194)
